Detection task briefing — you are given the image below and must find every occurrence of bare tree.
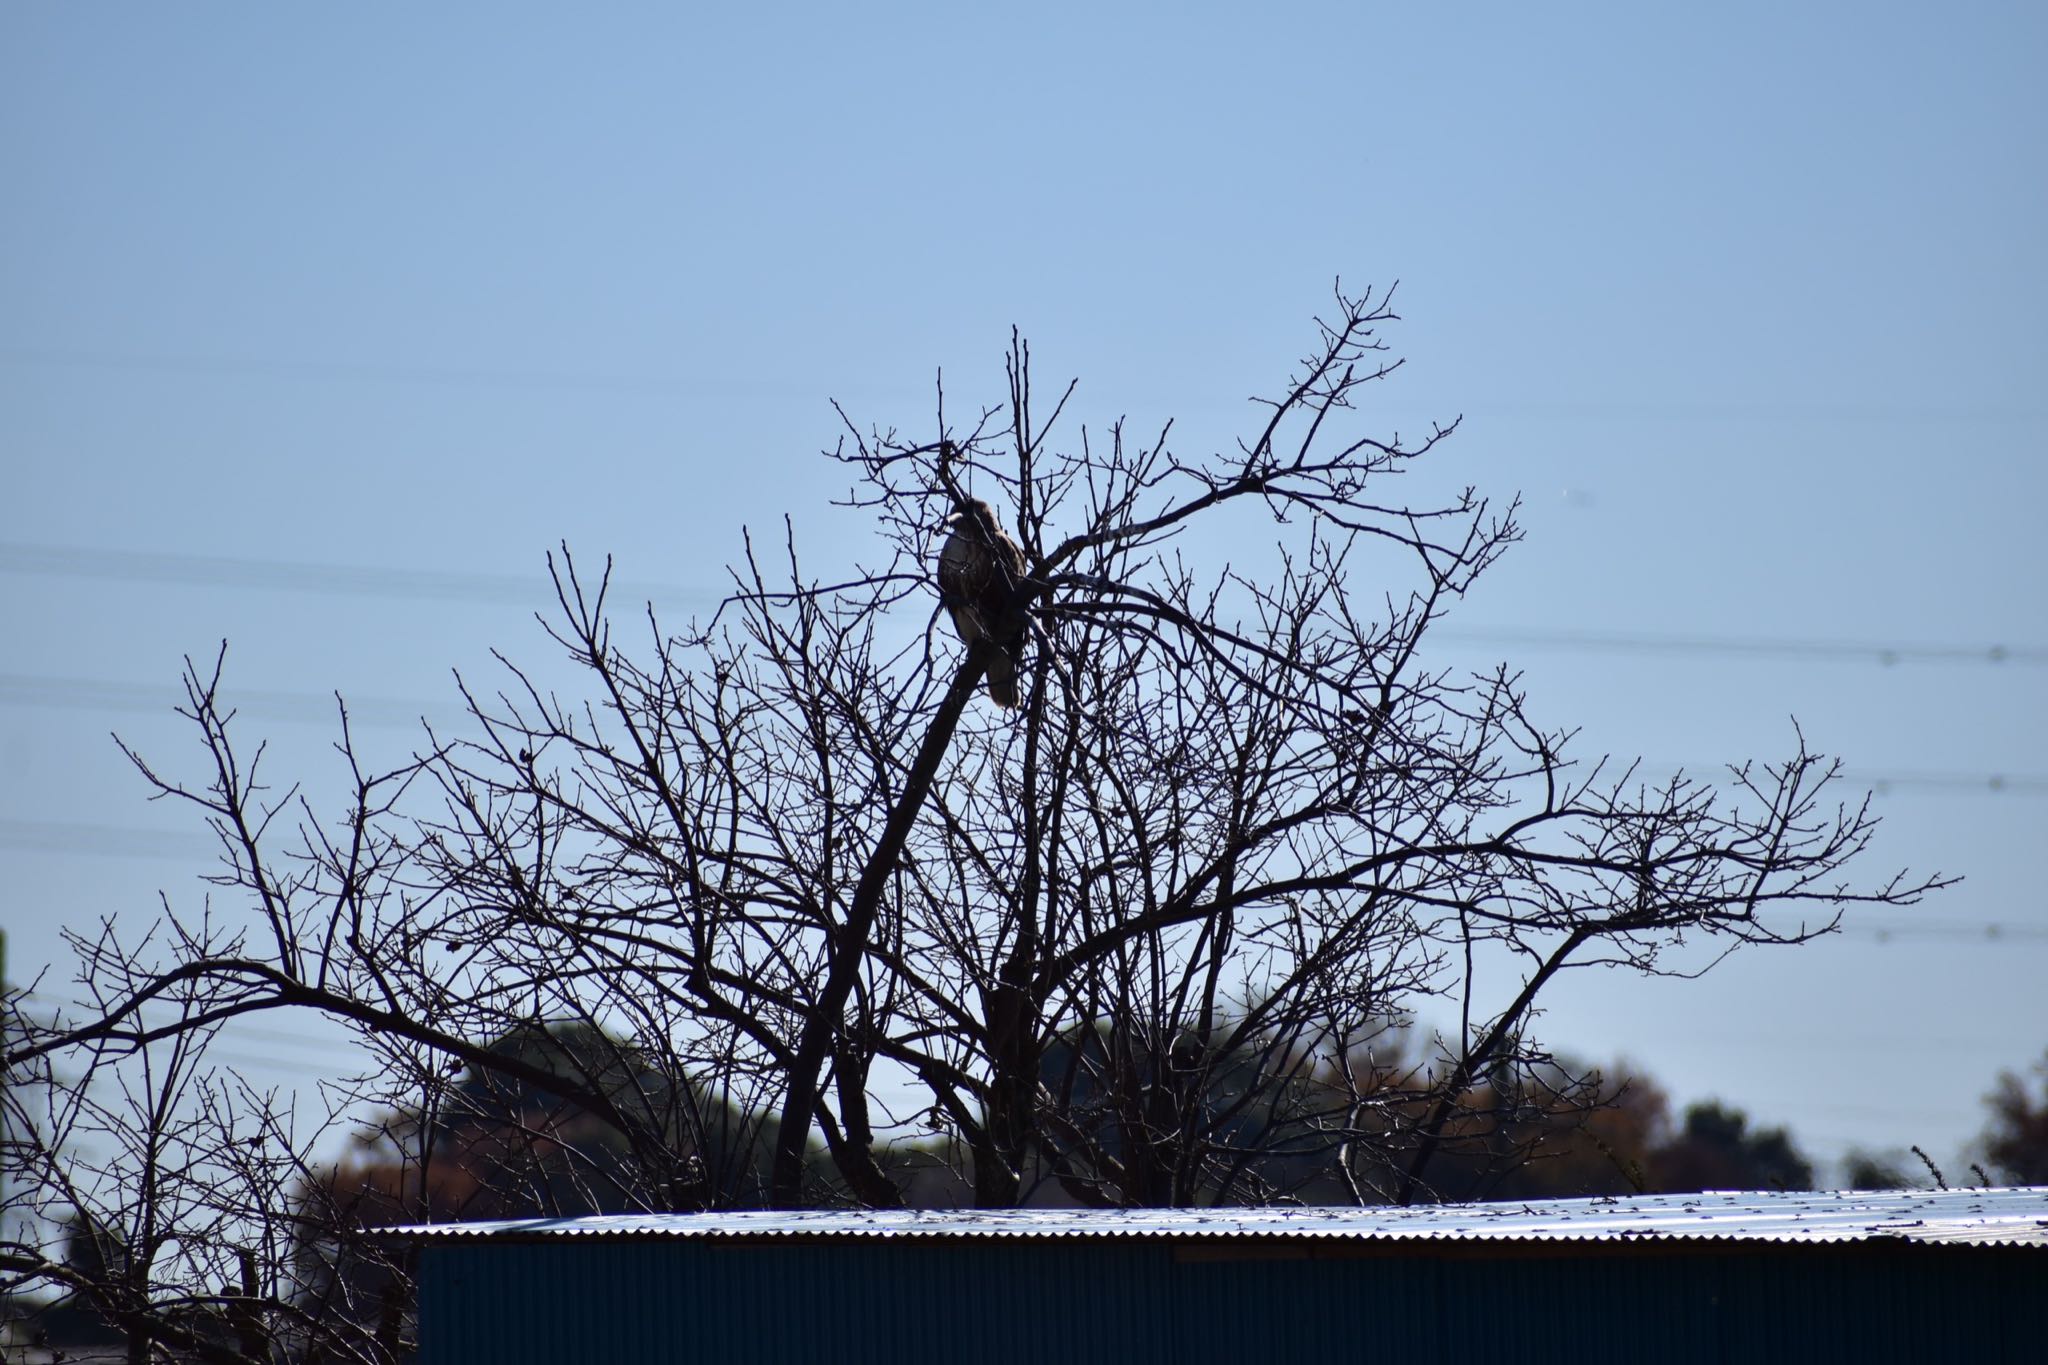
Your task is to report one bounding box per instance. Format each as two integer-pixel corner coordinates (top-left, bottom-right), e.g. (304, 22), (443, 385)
(4, 918), (394, 1364)
(3, 285), (1947, 1359)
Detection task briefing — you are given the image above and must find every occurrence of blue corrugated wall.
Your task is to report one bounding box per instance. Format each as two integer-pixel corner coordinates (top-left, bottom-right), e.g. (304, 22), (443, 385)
(420, 1238), (2042, 1364)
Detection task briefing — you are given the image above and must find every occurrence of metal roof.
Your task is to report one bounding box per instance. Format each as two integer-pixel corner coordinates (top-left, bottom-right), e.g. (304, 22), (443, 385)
(394, 1185), (2048, 1249)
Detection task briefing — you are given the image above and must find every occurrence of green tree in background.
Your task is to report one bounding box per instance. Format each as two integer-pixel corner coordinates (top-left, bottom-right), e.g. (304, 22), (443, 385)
(1978, 1049), (2048, 1184)
(1646, 1101), (1814, 1193)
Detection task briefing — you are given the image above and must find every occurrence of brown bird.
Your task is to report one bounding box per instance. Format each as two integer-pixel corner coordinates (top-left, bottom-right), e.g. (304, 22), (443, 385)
(937, 498), (1030, 707)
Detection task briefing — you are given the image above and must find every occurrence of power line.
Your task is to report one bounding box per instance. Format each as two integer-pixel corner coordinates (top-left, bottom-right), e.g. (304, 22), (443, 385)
(1854, 771), (2048, 796)
(6, 346), (2043, 425)
(1651, 1027), (2034, 1050)
(1430, 626), (2047, 667)
(0, 820), (218, 859)
(14, 992), (357, 1057)
(3, 816), (2044, 950)
(3, 672), (2044, 794)
(1841, 921), (2048, 944)
(0, 541), (713, 610)
(1634, 761), (2048, 797)
(0, 344), (752, 399)
(5, 540), (2043, 668)
(0, 672), (453, 730)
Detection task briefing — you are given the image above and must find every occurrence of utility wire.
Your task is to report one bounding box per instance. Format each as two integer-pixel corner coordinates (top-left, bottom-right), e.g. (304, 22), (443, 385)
(0, 345), (749, 399)
(1429, 626), (2044, 667)
(7, 345), (2044, 424)
(0, 672), (456, 730)
(0, 541), (713, 610)
(13, 992), (354, 1055)
(4, 540), (2042, 667)
(1633, 761), (2048, 797)
(1841, 922), (2048, 943)
(2, 673), (2044, 794)
(0, 820), (219, 859)
(3, 818), (2044, 949)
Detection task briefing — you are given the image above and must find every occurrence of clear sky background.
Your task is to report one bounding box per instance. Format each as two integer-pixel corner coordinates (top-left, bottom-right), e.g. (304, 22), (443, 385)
(4, 2), (2044, 1179)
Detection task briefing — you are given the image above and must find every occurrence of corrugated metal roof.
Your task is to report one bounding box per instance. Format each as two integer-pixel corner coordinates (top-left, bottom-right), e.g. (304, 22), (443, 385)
(393, 1185), (2048, 1249)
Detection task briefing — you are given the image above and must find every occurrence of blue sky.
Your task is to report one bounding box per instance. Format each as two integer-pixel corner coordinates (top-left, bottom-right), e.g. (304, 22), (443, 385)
(4, 2), (2044, 1175)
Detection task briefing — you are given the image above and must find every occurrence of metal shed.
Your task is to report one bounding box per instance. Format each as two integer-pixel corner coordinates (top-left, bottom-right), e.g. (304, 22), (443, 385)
(400, 1187), (2048, 1364)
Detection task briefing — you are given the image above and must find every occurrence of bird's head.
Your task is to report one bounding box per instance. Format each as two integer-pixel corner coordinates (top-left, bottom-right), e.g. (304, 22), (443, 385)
(943, 498), (1003, 534)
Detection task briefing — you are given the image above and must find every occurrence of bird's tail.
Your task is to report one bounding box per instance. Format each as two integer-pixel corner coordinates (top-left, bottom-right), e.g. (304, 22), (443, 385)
(986, 649), (1021, 708)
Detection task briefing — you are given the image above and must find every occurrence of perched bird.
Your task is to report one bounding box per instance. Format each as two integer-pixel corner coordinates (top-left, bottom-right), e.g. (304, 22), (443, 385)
(937, 498), (1030, 707)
